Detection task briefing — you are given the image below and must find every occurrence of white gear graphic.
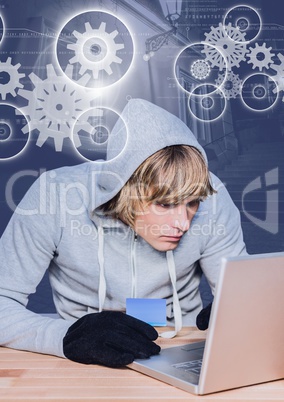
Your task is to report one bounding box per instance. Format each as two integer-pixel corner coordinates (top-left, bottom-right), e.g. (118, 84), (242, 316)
(202, 22), (247, 71)
(0, 57), (25, 100)
(270, 52), (284, 96)
(190, 59), (211, 80)
(215, 71), (242, 99)
(67, 21), (125, 79)
(72, 108), (104, 148)
(246, 42), (273, 71)
(17, 64), (96, 152)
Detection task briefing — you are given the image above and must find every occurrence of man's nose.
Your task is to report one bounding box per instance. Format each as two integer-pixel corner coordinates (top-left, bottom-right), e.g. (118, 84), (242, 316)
(173, 205), (191, 232)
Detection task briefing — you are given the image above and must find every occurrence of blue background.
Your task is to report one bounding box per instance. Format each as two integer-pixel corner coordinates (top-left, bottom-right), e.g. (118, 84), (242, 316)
(0, 0), (283, 312)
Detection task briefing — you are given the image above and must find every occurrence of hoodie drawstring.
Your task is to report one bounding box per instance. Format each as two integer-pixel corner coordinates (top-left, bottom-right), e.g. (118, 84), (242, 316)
(159, 250), (183, 339)
(98, 226), (106, 312)
(97, 229), (182, 337)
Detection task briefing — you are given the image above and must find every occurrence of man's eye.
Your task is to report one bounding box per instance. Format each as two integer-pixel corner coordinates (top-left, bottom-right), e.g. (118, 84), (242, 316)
(156, 203), (175, 208)
(187, 200), (200, 208)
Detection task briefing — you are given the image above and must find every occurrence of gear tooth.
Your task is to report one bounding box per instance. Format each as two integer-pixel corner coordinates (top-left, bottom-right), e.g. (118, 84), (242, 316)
(110, 29), (118, 39)
(85, 22), (92, 32)
(69, 55), (79, 64)
(46, 64), (56, 79)
(79, 65), (88, 76)
(67, 43), (76, 50)
(72, 130), (82, 148)
(20, 123), (30, 134)
(53, 136), (65, 152)
(92, 69), (99, 79)
(64, 63), (73, 78)
(73, 108), (108, 153)
(77, 72), (91, 86)
(72, 30), (81, 39)
(29, 71), (41, 85)
(104, 65), (113, 75)
(99, 22), (107, 32)
(83, 121), (94, 133)
(18, 88), (31, 100)
(115, 43), (124, 51)
(112, 55), (122, 64)
(36, 132), (48, 147)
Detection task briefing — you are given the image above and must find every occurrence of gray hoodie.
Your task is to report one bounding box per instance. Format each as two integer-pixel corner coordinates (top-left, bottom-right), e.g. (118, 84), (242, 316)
(0, 99), (246, 358)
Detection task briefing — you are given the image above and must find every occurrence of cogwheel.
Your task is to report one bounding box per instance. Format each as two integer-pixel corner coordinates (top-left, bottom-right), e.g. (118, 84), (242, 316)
(67, 21), (124, 79)
(0, 57), (25, 100)
(202, 22), (247, 71)
(17, 64), (96, 152)
(190, 59), (211, 80)
(72, 108), (104, 148)
(215, 71), (242, 99)
(270, 52), (284, 94)
(247, 43), (273, 71)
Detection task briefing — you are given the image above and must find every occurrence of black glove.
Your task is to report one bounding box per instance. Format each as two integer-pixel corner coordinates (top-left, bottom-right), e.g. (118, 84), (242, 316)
(196, 302), (212, 330)
(63, 311), (161, 368)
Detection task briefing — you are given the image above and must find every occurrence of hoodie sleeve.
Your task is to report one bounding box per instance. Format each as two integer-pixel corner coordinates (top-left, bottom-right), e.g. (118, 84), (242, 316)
(198, 174), (247, 294)
(0, 172), (71, 357)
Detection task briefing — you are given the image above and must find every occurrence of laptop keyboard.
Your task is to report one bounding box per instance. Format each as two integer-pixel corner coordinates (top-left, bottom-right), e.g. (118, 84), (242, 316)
(172, 359), (203, 375)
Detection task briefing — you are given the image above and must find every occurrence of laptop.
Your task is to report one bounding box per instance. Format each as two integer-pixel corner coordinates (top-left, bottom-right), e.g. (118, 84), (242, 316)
(128, 252), (284, 395)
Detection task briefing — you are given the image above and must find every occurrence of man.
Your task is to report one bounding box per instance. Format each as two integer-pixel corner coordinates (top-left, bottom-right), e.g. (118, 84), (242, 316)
(0, 99), (246, 367)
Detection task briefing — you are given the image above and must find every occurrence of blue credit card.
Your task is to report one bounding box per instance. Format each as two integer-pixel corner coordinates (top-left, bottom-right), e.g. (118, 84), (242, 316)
(126, 298), (167, 326)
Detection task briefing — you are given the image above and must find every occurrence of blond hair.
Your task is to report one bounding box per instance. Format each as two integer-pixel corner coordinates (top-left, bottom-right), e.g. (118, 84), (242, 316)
(100, 145), (215, 227)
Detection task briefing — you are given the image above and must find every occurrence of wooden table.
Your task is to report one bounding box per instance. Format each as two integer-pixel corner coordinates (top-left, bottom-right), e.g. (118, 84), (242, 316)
(0, 326), (283, 401)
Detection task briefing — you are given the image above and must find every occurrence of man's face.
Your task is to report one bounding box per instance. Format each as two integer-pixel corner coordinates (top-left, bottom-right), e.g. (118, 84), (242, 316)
(133, 198), (200, 251)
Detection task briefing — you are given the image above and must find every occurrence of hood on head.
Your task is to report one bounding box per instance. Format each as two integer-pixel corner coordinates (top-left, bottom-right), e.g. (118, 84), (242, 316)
(92, 98), (207, 210)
